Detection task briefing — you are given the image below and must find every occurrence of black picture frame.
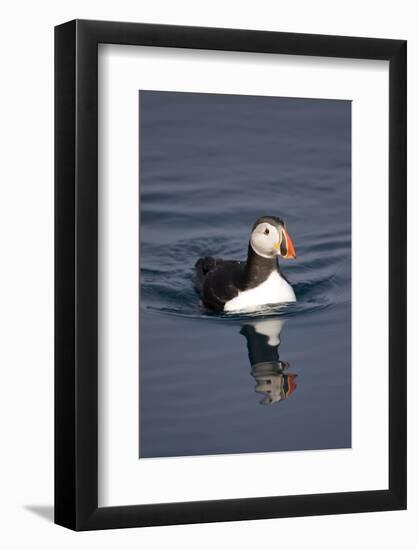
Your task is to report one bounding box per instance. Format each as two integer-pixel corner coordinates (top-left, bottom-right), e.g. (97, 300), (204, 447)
(55, 19), (407, 531)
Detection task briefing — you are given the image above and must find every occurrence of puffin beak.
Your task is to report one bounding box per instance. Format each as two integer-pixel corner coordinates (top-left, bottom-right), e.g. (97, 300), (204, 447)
(274, 228), (296, 259)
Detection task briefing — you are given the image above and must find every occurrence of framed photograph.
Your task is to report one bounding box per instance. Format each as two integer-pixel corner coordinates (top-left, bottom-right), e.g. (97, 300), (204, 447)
(55, 19), (406, 530)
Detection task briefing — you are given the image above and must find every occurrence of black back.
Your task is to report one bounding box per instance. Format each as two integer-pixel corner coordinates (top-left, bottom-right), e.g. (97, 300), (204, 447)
(195, 245), (278, 311)
(195, 257), (245, 311)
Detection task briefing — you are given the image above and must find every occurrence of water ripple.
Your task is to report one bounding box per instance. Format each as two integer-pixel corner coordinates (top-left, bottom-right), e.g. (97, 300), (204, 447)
(140, 231), (350, 324)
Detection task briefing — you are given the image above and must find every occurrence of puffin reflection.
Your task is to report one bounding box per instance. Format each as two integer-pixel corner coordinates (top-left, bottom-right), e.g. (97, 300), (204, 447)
(240, 319), (297, 405)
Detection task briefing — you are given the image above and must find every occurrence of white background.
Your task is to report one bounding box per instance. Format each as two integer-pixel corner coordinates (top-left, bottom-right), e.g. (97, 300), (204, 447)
(99, 46), (389, 505)
(0, 1), (415, 548)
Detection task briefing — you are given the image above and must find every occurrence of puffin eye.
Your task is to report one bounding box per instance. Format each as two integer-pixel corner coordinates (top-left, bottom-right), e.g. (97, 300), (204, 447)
(264, 228), (270, 236)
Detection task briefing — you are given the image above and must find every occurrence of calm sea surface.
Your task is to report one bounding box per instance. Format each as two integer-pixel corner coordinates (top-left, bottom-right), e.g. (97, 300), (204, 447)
(139, 91), (351, 458)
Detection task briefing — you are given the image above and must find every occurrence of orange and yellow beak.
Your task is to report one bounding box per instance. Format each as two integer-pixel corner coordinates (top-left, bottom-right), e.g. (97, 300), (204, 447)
(274, 228), (296, 259)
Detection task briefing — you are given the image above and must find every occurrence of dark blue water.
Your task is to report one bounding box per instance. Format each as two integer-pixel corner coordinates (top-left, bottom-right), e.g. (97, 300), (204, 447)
(139, 91), (351, 458)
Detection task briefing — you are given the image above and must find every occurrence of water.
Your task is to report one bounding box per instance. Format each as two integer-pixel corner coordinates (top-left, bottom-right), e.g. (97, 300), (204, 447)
(139, 91), (351, 458)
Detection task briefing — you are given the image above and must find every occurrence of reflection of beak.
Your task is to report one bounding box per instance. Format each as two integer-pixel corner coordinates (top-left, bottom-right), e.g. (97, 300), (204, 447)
(274, 228), (296, 259)
(286, 373), (298, 397)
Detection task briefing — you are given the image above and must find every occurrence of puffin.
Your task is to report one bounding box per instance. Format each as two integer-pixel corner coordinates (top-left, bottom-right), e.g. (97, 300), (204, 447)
(195, 216), (296, 312)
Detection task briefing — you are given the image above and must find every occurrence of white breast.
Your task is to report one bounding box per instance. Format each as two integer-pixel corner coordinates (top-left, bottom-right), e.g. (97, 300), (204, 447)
(224, 271), (296, 313)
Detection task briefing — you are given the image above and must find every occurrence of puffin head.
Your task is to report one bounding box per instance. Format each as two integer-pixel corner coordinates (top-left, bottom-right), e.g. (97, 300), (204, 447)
(250, 216), (296, 260)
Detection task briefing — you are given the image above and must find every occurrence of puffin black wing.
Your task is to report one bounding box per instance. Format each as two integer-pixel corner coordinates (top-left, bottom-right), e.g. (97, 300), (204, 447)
(195, 257), (244, 311)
